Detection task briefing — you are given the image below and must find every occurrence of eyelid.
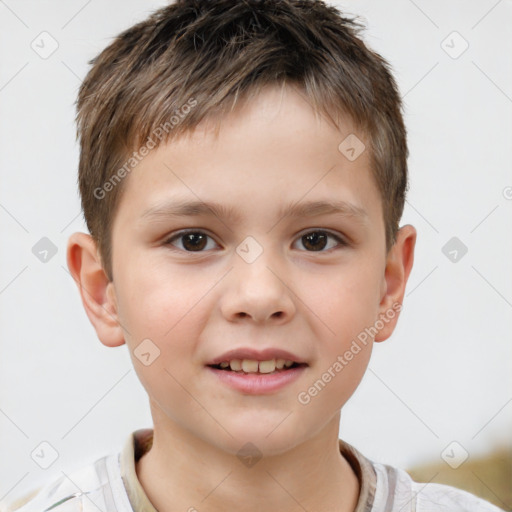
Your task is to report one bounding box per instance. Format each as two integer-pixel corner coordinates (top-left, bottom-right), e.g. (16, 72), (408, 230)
(164, 229), (220, 249)
(293, 228), (348, 251)
(164, 228), (348, 252)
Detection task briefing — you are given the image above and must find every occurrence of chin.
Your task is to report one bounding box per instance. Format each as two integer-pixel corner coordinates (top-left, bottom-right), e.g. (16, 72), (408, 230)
(211, 412), (311, 457)
(213, 433), (304, 460)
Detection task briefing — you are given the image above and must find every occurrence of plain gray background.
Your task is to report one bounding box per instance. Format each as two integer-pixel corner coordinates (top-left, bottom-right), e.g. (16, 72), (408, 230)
(1, 0), (511, 507)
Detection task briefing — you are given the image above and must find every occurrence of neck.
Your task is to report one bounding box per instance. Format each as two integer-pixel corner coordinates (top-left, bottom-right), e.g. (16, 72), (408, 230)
(136, 408), (360, 512)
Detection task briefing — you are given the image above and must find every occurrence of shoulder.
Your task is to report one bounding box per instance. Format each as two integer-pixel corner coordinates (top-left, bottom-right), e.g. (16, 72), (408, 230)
(413, 480), (505, 511)
(6, 453), (133, 512)
(371, 461), (504, 511)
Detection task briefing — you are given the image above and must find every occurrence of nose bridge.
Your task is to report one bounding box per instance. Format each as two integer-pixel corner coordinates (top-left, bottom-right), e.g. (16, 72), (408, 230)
(220, 236), (295, 323)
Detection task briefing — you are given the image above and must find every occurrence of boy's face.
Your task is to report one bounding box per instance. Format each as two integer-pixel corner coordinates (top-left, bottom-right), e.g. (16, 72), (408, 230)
(69, 85), (415, 456)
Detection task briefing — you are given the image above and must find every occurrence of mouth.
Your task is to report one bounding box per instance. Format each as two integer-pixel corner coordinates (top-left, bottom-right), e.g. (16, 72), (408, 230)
(205, 348), (309, 393)
(207, 358), (308, 375)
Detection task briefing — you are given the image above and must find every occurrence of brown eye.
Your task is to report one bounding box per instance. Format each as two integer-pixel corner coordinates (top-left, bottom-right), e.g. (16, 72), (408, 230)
(181, 233), (207, 251)
(302, 232), (328, 251)
(165, 231), (217, 252)
(296, 230), (345, 252)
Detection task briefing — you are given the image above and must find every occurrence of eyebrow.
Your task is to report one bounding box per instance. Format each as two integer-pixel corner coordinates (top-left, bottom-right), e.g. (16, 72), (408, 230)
(139, 198), (368, 224)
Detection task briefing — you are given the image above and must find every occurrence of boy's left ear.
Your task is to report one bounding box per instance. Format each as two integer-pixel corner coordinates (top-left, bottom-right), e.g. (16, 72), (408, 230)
(374, 224), (416, 342)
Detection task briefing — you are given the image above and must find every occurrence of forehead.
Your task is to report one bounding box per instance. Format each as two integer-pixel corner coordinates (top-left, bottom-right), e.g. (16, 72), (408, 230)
(113, 85), (383, 230)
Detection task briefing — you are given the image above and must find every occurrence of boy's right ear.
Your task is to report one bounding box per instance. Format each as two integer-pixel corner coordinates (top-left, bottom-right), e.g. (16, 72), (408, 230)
(66, 232), (125, 347)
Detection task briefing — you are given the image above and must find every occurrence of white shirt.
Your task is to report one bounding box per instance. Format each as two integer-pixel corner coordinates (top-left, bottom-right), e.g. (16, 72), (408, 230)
(8, 429), (504, 512)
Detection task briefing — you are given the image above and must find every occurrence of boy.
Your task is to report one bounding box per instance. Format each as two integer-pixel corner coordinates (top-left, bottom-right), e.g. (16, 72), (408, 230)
(9, 1), (504, 511)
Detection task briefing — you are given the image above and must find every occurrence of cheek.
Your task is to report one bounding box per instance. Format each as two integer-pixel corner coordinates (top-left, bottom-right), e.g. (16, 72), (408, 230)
(296, 338), (372, 426)
(115, 265), (210, 413)
(116, 259), (207, 341)
(314, 260), (383, 342)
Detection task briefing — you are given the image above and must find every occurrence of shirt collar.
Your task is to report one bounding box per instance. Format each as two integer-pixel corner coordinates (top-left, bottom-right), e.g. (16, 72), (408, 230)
(120, 429), (377, 512)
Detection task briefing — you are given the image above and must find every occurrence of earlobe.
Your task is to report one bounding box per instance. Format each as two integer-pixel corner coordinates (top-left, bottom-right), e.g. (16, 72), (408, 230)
(66, 232), (125, 347)
(374, 224), (416, 342)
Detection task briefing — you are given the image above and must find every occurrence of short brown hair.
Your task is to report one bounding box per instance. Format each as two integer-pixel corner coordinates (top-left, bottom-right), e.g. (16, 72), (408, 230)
(76, 0), (408, 282)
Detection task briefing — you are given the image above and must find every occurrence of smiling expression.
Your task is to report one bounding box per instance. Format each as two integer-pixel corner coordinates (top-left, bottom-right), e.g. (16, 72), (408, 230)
(105, 85), (393, 454)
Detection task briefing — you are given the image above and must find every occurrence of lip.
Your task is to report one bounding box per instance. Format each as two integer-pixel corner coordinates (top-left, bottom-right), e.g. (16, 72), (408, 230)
(207, 364), (307, 394)
(206, 347), (306, 366)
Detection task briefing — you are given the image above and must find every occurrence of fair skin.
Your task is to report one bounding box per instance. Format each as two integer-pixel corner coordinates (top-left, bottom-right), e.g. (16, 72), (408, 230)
(67, 85), (416, 512)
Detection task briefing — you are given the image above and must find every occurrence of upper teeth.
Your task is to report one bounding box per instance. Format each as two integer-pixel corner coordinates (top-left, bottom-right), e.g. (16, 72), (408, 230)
(218, 359), (294, 373)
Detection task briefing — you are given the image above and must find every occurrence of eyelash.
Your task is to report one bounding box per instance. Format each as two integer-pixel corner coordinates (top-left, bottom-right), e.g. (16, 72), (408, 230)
(164, 229), (348, 253)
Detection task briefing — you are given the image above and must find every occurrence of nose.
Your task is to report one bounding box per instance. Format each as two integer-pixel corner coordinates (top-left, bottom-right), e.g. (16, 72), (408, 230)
(219, 249), (296, 324)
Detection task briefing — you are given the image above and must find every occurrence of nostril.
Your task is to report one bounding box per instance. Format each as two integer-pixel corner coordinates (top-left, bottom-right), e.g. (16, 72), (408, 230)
(235, 311), (283, 320)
